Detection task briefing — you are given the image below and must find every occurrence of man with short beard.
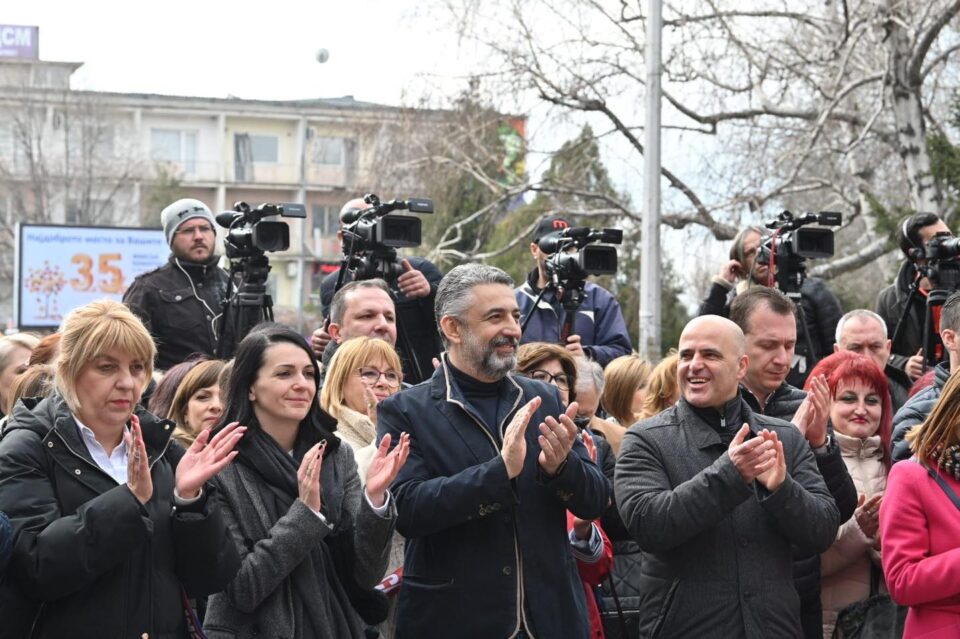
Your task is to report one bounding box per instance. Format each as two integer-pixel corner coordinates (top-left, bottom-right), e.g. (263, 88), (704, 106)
(377, 263), (609, 639)
(124, 198), (229, 370)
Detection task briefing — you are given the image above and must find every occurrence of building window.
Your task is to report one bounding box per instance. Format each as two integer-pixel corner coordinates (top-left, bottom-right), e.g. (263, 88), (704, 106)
(249, 135), (278, 163)
(312, 204), (341, 235)
(312, 136), (345, 165)
(150, 129), (197, 174)
(0, 123), (11, 159)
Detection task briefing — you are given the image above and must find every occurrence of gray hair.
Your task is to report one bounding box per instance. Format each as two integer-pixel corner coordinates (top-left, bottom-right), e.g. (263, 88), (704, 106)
(329, 279), (393, 325)
(835, 309), (887, 343)
(435, 264), (514, 346)
(576, 358), (605, 394)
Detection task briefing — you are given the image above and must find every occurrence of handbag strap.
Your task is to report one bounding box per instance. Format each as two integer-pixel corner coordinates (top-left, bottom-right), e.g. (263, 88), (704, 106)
(923, 463), (960, 512)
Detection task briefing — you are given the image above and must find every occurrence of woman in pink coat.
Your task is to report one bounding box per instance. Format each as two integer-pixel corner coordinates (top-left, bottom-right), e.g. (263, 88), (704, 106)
(881, 372), (960, 638)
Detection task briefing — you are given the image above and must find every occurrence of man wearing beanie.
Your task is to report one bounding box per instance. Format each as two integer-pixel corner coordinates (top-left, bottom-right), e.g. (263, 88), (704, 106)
(123, 198), (229, 370)
(516, 214), (632, 367)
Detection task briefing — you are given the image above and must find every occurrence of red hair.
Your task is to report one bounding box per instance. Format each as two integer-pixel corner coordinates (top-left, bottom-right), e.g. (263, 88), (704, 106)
(805, 351), (893, 468)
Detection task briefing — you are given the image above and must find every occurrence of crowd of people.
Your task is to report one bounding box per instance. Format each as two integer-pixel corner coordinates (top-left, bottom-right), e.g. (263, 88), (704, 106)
(0, 202), (960, 638)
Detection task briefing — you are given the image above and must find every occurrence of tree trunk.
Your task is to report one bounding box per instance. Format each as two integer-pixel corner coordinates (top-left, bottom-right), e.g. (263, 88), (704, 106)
(886, 8), (942, 214)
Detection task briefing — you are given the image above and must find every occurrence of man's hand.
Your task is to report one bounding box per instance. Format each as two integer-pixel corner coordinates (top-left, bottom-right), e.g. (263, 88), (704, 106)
(397, 258), (431, 299)
(906, 348), (925, 381)
(538, 402), (580, 476)
(565, 334), (586, 358)
(727, 424), (777, 484)
(755, 430), (787, 493)
(311, 326), (332, 357)
(501, 397), (541, 479)
(793, 374), (830, 448)
(718, 259), (743, 284)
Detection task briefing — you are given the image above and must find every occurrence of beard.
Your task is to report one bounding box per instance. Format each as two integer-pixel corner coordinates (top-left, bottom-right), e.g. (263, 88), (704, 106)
(460, 329), (518, 379)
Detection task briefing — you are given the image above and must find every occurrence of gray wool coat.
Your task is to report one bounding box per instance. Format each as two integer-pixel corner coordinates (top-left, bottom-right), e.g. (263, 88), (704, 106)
(615, 397), (840, 639)
(203, 442), (396, 639)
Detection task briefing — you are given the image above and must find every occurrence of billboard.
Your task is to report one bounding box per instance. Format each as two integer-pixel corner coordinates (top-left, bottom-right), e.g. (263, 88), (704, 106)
(16, 224), (169, 329)
(0, 25), (39, 60)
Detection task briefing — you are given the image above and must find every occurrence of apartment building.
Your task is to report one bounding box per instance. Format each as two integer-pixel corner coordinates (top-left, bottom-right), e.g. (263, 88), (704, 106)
(0, 55), (432, 328)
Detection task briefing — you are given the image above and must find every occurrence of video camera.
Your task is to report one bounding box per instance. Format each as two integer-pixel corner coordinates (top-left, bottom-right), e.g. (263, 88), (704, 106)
(214, 201), (305, 359)
(216, 201), (306, 259)
(756, 210), (842, 296)
(910, 232), (960, 291)
(521, 226), (623, 340)
(337, 193), (434, 288)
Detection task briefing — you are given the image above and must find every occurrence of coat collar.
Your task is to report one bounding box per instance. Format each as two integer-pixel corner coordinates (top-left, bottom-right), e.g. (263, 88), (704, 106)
(676, 394), (758, 450)
(428, 353), (525, 460)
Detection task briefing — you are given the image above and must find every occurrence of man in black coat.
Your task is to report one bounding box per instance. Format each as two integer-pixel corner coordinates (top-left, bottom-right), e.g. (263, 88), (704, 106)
(875, 212), (954, 384)
(310, 198), (444, 384)
(729, 287), (857, 639)
(615, 314), (840, 638)
(123, 198), (229, 370)
(377, 263), (609, 639)
(699, 226), (843, 387)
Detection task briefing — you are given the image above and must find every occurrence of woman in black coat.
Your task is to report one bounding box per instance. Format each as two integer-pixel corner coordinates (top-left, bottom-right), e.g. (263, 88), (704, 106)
(0, 299), (242, 639)
(204, 324), (410, 639)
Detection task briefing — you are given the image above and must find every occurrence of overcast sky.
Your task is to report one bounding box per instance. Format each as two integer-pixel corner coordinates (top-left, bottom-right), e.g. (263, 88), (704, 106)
(15, 1), (464, 103)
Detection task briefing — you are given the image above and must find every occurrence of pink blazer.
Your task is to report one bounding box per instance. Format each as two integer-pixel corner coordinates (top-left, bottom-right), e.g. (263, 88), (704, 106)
(880, 459), (960, 638)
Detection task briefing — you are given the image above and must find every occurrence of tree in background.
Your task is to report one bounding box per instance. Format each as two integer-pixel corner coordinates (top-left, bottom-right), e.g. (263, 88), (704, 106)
(435, 0), (960, 291)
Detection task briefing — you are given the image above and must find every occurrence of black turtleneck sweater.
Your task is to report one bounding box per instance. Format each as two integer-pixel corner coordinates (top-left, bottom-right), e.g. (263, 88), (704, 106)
(687, 395), (746, 446)
(448, 361), (506, 442)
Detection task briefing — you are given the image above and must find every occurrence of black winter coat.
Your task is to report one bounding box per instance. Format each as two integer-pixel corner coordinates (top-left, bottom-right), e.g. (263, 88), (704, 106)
(615, 397), (840, 639)
(320, 256), (444, 384)
(0, 396), (240, 639)
(698, 278), (843, 387)
(892, 362), (952, 462)
(876, 261), (926, 376)
(741, 382), (858, 639)
(123, 255), (229, 370)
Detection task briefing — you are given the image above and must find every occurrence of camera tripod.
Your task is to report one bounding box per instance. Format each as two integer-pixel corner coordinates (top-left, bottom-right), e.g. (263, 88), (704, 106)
(217, 254), (275, 359)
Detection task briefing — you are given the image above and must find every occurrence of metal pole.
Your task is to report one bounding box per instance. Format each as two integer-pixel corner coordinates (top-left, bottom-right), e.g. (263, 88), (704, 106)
(639, 0), (663, 361)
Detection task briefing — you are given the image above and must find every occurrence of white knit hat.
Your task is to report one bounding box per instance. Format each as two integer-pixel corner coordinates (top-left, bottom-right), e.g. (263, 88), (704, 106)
(160, 198), (216, 246)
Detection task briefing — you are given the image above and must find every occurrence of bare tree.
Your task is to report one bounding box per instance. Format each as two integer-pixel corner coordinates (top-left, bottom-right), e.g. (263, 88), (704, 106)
(430, 0), (960, 278)
(0, 86), (143, 311)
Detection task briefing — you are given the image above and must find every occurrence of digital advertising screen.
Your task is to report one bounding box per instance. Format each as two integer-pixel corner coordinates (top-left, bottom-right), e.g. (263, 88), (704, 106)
(15, 224), (169, 329)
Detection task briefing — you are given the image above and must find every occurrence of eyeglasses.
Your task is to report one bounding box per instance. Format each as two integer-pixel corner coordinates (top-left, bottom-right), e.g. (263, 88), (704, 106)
(526, 369), (571, 391)
(357, 367), (401, 389)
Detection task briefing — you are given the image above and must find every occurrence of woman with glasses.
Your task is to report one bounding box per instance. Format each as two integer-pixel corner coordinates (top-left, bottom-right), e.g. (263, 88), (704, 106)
(320, 337), (403, 479)
(515, 342), (577, 405)
(319, 336), (405, 637)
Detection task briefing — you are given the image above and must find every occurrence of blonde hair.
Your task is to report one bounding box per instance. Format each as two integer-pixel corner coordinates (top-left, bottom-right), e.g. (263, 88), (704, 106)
(601, 354), (653, 427)
(320, 337), (402, 419)
(168, 359), (226, 447)
(908, 370), (960, 463)
(637, 352), (680, 420)
(56, 300), (156, 412)
(6, 364), (56, 412)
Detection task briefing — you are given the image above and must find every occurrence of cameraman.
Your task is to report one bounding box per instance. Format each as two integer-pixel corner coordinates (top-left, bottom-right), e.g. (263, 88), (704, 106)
(698, 225), (842, 387)
(310, 198), (443, 384)
(516, 215), (632, 367)
(123, 198), (228, 371)
(875, 212), (953, 381)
